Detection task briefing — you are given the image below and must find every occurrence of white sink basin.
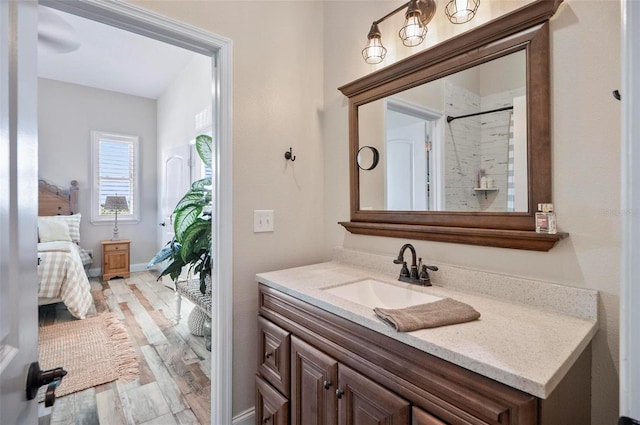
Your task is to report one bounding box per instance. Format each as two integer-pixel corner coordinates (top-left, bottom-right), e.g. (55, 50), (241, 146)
(323, 279), (442, 309)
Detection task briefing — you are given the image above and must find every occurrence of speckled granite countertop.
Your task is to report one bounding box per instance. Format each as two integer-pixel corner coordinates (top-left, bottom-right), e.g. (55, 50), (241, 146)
(256, 250), (598, 399)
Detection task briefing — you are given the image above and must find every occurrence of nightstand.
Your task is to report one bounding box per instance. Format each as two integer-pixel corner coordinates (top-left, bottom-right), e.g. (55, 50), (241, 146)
(101, 239), (131, 281)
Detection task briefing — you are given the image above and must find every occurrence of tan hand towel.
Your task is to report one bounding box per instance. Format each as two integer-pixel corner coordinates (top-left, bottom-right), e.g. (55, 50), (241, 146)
(374, 298), (480, 332)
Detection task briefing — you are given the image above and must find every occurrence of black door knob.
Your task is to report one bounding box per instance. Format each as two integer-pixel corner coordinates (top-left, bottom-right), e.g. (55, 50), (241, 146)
(336, 388), (344, 399)
(26, 361), (67, 407)
(323, 380), (332, 389)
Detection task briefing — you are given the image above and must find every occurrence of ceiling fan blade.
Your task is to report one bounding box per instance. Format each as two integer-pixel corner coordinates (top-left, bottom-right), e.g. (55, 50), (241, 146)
(38, 7), (81, 54)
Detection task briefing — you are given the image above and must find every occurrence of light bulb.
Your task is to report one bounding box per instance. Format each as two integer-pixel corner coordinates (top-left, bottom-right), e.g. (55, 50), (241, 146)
(362, 37), (387, 64)
(362, 23), (387, 64)
(453, 0), (469, 20)
(445, 0), (479, 24)
(399, 14), (427, 47)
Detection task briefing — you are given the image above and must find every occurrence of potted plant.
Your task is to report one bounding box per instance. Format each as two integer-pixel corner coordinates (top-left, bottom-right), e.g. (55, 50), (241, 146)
(148, 134), (212, 294)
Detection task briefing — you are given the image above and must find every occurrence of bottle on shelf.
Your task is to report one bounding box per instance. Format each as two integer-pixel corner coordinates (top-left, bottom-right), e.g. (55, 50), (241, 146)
(535, 203), (557, 234)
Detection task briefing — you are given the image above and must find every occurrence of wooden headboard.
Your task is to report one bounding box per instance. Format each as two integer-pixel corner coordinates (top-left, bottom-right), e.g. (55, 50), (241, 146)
(38, 179), (79, 216)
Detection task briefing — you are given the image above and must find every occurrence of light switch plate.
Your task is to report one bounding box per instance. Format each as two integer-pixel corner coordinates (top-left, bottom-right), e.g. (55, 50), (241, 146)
(254, 210), (274, 233)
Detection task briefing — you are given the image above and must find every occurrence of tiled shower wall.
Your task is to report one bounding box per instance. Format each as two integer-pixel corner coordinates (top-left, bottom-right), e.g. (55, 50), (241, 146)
(444, 81), (525, 211)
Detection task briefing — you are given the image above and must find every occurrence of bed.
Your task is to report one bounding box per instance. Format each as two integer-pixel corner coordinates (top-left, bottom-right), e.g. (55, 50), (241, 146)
(37, 179), (93, 319)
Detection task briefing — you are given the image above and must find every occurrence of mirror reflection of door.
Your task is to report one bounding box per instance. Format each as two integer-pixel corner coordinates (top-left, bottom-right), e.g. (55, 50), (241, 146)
(385, 100), (442, 211)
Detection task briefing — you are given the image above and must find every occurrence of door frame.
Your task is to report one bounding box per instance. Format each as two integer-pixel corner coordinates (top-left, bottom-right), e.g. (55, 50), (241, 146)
(38, 1), (234, 423)
(621, 0), (640, 419)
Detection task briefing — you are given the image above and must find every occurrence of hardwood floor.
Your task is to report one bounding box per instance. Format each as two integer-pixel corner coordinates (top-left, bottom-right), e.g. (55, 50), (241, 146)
(38, 271), (211, 425)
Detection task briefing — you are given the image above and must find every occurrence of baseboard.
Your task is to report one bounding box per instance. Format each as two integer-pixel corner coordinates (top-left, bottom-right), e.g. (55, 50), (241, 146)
(130, 263), (148, 273)
(88, 263), (149, 279)
(232, 407), (255, 425)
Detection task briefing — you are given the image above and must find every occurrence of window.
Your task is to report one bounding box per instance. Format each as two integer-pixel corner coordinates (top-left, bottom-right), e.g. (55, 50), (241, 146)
(91, 131), (140, 224)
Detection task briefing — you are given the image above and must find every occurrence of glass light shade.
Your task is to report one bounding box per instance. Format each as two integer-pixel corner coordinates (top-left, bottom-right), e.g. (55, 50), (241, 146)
(445, 0), (479, 24)
(362, 37), (387, 64)
(399, 13), (427, 47)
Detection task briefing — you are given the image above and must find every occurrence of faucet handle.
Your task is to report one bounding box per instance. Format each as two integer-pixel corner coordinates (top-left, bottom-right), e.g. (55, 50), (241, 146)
(399, 261), (409, 277)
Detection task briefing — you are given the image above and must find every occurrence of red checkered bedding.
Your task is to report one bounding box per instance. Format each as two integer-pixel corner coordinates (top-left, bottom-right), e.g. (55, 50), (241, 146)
(37, 241), (93, 319)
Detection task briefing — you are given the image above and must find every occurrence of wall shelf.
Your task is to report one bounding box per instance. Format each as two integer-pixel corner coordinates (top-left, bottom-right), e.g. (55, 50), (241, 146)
(474, 187), (499, 199)
(339, 221), (568, 251)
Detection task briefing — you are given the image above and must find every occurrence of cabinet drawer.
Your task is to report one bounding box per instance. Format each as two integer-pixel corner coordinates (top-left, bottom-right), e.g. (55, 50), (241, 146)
(412, 407), (447, 425)
(104, 243), (128, 252)
(256, 375), (289, 425)
(258, 316), (291, 397)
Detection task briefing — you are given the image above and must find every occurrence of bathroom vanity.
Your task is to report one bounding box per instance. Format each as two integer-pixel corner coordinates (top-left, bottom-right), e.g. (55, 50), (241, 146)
(255, 250), (598, 424)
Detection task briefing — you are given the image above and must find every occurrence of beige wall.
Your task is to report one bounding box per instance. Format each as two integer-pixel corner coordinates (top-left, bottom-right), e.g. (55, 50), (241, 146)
(323, 1), (620, 424)
(128, 0), (327, 416)
(127, 0), (620, 422)
(38, 78), (159, 269)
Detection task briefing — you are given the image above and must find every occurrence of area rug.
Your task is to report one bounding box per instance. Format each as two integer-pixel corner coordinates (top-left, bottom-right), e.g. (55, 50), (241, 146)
(38, 312), (139, 400)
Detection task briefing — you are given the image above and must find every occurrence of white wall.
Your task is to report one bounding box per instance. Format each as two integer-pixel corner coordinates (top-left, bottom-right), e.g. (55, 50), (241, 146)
(156, 54), (212, 251)
(323, 1), (620, 424)
(38, 78), (159, 269)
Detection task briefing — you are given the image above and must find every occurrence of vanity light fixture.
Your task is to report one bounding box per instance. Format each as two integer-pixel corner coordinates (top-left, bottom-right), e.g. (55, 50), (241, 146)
(399, 0), (428, 47)
(362, 0), (479, 64)
(444, 0), (480, 24)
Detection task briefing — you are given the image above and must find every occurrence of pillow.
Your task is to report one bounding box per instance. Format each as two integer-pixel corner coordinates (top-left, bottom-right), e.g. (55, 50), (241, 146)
(38, 213), (81, 243)
(38, 219), (72, 243)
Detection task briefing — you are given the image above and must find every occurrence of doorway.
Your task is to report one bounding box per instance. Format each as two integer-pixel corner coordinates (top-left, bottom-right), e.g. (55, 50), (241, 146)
(37, 1), (232, 423)
(385, 99), (444, 211)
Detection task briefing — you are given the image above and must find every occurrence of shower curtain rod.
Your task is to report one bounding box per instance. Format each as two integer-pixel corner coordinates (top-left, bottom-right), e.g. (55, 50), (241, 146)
(446, 105), (514, 123)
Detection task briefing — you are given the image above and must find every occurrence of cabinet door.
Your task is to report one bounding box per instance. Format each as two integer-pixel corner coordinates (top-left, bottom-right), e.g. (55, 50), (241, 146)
(256, 375), (289, 425)
(258, 316), (291, 397)
(337, 364), (410, 425)
(412, 406), (448, 425)
(291, 336), (338, 425)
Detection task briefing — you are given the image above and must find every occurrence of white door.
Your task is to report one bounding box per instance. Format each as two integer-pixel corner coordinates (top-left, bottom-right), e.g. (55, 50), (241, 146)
(386, 113), (428, 210)
(0, 0), (40, 423)
(160, 145), (192, 247)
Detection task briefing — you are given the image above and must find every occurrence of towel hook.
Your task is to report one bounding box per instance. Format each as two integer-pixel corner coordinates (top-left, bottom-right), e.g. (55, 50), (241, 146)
(284, 147), (296, 162)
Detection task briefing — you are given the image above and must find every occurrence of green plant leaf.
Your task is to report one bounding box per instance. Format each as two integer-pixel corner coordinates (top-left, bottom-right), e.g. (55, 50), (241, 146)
(174, 205), (202, 242)
(179, 220), (211, 262)
(174, 191), (207, 212)
(196, 134), (212, 169)
(191, 177), (212, 190)
(147, 242), (180, 267)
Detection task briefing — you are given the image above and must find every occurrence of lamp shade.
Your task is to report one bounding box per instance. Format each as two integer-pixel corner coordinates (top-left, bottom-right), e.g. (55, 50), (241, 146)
(104, 195), (128, 211)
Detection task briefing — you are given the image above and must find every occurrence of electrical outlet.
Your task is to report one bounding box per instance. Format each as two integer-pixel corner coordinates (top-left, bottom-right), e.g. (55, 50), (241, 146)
(253, 210), (274, 233)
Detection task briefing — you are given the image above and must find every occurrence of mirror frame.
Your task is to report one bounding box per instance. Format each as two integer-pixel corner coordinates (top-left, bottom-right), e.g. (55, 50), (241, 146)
(338, 0), (567, 251)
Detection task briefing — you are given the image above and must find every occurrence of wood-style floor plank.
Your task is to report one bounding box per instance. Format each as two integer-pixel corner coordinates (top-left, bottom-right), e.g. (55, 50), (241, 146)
(118, 303), (157, 386)
(95, 387), (126, 425)
(183, 385), (211, 425)
(108, 280), (167, 346)
(38, 271), (211, 425)
(121, 381), (172, 424)
(139, 345), (188, 414)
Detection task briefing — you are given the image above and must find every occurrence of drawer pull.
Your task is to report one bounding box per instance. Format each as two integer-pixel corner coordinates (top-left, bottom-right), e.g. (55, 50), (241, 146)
(264, 351), (273, 359)
(262, 416), (270, 424)
(323, 380), (332, 389)
(336, 388), (344, 399)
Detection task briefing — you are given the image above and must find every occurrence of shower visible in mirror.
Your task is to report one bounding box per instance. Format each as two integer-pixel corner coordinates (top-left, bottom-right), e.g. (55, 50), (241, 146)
(357, 50), (527, 213)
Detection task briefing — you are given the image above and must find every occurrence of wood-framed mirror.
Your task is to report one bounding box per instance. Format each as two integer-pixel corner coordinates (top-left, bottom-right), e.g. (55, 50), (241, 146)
(338, 0), (568, 251)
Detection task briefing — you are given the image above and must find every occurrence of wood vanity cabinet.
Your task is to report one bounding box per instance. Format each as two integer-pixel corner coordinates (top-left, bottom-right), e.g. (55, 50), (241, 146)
(290, 336), (409, 425)
(257, 284), (588, 425)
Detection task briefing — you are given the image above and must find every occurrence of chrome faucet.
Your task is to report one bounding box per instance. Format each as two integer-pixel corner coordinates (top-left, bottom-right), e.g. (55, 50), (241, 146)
(393, 243), (438, 286)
